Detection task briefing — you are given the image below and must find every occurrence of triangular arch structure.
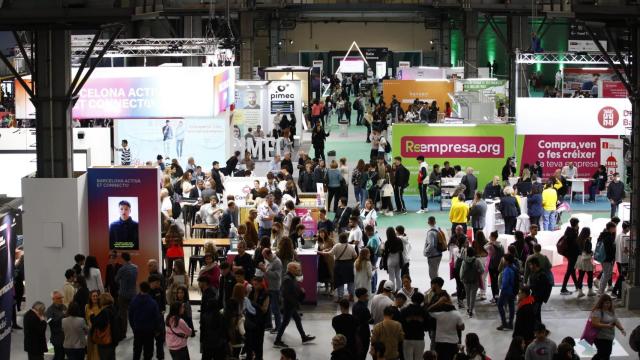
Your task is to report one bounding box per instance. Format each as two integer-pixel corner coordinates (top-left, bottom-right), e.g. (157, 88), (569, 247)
(322, 40), (369, 98)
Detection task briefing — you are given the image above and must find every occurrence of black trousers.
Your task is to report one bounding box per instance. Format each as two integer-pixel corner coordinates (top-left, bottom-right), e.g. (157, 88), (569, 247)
(418, 183), (428, 210)
(435, 342), (458, 360)
(561, 256), (579, 290)
(314, 146), (325, 161)
(394, 185), (406, 212)
(613, 262), (628, 297)
(594, 338), (613, 360)
(504, 216), (516, 235)
(328, 186), (341, 213)
(577, 270), (593, 290)
(489, 268), (500, 299)
(133, 331), (155, 360)
(275, 308), (306, 342)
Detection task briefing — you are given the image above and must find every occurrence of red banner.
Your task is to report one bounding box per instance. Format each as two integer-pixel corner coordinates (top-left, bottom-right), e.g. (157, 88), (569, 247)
(601, 81), (628, 98)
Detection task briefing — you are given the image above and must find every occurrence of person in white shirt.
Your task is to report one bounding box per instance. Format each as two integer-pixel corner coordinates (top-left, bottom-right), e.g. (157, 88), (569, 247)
(369, 280), (395, 324)
(269, 155), (281, 173)
(160, 189), (172, 218)
(83, 256), (104, 293)
(613, 221), (630, 299)
(430, 296), (465, 360)
(360, 199), (378, 229)
(199, 196), (222, 226)
(348, 217), (364, 251)
(258, 194), (279, 240)
(561, 162), (578, 179)
(396, 226), (411, 276)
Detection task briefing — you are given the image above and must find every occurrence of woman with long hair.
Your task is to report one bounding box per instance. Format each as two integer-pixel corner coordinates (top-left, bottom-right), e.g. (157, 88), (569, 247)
(277, 236), (297, 273)
(62, 302), (88, 360)
(85, 291), (101, 360)
(591, 294), (626, 359)
(167, 259), (188, 304)
(173, 285), (194, 333)
(223, 298), (246, 357)
(352, 159), (367, 208)
(464, 332), (487, 359)
(316, 229), (335, 294)
(198, 253), (220, 289)
(382, 227), (404, 291)
(165, 302), (192, 360)
(354, 247), (372, 294)
(472, 230), (489, 300)
(73, 276), (90, 312)
(576, 227), (596, 298)
(83, 256), (104, 293)
(318, 232), (356, 302)
(90, 293), (117, 360)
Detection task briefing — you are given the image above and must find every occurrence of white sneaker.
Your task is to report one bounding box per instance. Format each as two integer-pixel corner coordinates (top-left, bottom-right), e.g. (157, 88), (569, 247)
(606, 285), (613, 293)
(588, 289), (596, 297)
(416, 209), (425, 214)
(577, 289), (585, 298)
(386, 211), (394, 217)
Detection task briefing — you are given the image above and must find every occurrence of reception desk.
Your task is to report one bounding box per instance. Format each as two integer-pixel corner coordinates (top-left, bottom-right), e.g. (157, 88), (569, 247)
(227, 248), (319, 305)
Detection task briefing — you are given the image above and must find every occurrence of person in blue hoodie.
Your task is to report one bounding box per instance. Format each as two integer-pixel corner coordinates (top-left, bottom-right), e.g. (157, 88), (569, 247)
(497, 254), (519, 331)
(129, 281), (161, 360)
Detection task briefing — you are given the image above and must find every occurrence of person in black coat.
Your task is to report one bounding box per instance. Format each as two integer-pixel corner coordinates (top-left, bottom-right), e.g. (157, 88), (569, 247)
(311, 124), (330, 161)
(333, 198), (352, 233)
(225, 151), (241, 176)
(461, 167), (478, 200)
(606, 173), (625, 218)
(273, 263), (315, 347)
(499, 188), (521, 235)
(484, 176), (502, 199)
(298, 162), (316, 192)
(560, 218), (580, 295)
(393, 157), (410, 213)
(198, 276), (226, 360)
(24, 302), (48, 360)
(210, 162), (225, 194)
(502, 157), (517, 183)
(332, 299), (357, 349)
(513, 287), (536, 343)
(527, 257), (552, 324)
(352, 288), (372, 360)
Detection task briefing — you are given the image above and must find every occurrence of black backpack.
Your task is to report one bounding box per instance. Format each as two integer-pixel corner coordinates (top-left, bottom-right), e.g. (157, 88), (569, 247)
(171, 198), (182, 220)
(489, 243), (504, 270)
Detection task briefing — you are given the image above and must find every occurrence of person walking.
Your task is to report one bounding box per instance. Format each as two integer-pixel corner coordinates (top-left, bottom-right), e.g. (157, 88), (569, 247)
(416, 156), (429, 213)
(513, 286), (536, 344)
(258, 248), (282, 334)
(312, 123), (330, 161)
(497, 254), (519, 330)
(352, 288), (372, 360)
(400, 292), (426, 360)
(129, 282), (162, 360)
(423, 216), (444, 281)
(273, 262), (316, 348)
(430, 297), (465, 360)
(326, 160), (344, 213)
(613, 221), (630, 299)
(486, 231), (504, 303)
(460, 247), (484, 317)
(469, 192), (487, 236)
(370, 306), (405, 360)
(606, 173), (625, 218)
(527, 258), (553, 324)
(560, 218), (580, 295)
(393, 157), (409, 214)
(576, 228), (596, 298)
(115, 252), (138, 337)
(591, 294), (626, 359)
(597, 222), (617, 296)
(332, 299), (357, 350)
(352, 159), (367, 208)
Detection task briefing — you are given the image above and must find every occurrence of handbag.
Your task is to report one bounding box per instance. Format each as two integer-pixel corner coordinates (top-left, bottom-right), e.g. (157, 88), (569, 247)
(580, 311), (600, 345)
(382, 183), (394, 197)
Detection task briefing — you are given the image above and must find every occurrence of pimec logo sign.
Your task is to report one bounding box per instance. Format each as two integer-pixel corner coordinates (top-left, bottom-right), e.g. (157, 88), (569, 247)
(598, 106), (619, 129)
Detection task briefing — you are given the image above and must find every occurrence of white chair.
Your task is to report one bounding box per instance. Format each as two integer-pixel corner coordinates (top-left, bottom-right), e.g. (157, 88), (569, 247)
(541, 245), (564, 266)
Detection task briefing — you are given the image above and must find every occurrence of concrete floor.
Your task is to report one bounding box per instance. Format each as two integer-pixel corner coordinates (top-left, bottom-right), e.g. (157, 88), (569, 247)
(10, 115), (640, 359)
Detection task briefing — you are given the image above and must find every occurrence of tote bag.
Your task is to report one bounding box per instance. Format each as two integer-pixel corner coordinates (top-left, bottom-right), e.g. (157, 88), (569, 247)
(580, 312), (600, 345)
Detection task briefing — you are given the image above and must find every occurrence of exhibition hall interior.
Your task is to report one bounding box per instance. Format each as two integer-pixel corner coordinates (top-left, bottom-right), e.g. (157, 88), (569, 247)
(0, 0), (640, 359)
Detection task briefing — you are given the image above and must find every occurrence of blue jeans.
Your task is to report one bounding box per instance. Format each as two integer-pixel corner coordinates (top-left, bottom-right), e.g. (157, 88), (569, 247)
(543, 210), (556, 231)
(371, 255), (378, 292)
(258, 227), (271, 242)
(497, 292), (515, 326)
(268, 290), (282, 330)
(336, 282), (354, 298)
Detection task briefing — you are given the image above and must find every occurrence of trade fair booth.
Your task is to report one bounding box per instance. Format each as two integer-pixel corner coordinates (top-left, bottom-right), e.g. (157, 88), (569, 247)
(262, 66), (318, 108)
(15, 66), (236, 168)
(382, 79), (454, 111)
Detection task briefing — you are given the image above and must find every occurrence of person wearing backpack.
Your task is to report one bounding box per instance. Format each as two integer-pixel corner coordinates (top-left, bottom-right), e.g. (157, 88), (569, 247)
(90, 293), (122, 360)
(596, 222), (617, 296)
(497, 254), (519, 330)
(424, 217), (444, 281)
(559, 218), (580, 295)
(486, 231), (504, 304)
(460, 247), (484, 317)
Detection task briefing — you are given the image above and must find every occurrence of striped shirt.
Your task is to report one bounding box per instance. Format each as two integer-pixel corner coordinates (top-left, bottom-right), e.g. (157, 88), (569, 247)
(120, 146), (131, 165)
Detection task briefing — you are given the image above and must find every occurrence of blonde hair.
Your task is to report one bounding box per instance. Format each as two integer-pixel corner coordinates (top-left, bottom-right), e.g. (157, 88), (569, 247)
(330, 160), (339, 169)
(503, 187), (515, 196)
(162, 175), (172, 188)
(355, 247), (370, 271)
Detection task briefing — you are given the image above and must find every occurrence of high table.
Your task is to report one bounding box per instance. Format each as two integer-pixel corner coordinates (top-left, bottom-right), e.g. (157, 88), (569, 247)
(163, 238), (231, 248)
(227, 248), (319, 305)
(191, 223), (219, 238)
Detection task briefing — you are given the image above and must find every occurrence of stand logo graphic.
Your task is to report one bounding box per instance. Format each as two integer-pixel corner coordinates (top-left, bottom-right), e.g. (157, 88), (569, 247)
(597, 106), (619, 129)
(271, 84), (294, 99)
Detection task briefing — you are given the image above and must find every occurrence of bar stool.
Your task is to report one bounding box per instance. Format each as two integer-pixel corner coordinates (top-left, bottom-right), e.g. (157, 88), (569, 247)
(188, 254), (204, 285)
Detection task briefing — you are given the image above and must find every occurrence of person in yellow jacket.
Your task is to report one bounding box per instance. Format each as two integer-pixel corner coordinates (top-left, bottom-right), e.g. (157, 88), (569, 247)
(542, 179), (558, 231)
(449, 193), (469, 235)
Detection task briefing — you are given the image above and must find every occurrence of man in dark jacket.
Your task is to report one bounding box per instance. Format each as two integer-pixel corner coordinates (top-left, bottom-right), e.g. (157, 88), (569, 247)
(298, 162), (316, 192)
(281, 152), (294, 176)
(45, 291), (67, 360)
(198, 275), (226, 360)
(352, 288), (372, 360)
(312, 159), (327, 185)
(332, 299), (357, 349)
(598, 222), (617, 295)
(393, 156), (410, 214)
(560, 217), (580, 295)
(527, 257), (552, 324)
(129, 282), (161, 360)
(607, 172), (625, 218)
(225, 151), (241, 175)
(333, 197), (352, 233)
(25, 301), (48, 360)
(148, 274), (167, 360)
(461, 167), (478, 200)
(273, 262), (315, 348)
(210, 161), (225, 194)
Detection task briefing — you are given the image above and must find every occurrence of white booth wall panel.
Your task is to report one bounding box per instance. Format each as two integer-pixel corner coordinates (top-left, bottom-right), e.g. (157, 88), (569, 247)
(22, 175), (89, 307)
